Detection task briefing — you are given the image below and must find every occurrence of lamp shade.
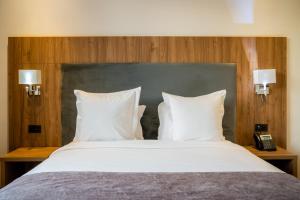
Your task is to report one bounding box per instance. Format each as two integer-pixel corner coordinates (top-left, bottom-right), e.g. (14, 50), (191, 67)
(253, 69), (276, 85)
(19, 70), (41, 85)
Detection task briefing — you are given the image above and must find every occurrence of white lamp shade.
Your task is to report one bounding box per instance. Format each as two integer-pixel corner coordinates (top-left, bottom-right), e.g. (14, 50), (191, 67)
(253, 69), (276, 85)
(19, 70), (41, 85)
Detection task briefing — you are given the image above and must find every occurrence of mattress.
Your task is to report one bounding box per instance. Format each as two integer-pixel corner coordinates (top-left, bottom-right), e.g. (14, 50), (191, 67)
(2, 140), (300, 200)
(28, 140), (280, 174)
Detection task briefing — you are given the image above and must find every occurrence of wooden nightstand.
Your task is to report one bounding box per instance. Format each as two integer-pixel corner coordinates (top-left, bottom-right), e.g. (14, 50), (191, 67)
(245, 146), (298, 177)
(0, 147), (59, 187)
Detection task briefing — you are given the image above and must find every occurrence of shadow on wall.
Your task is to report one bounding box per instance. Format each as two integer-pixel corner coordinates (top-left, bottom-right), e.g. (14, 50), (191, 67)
(226, 0), (254, 24)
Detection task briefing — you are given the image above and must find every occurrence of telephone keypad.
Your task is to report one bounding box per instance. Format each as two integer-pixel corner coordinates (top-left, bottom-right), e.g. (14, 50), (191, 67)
(262, 139), (276, 151)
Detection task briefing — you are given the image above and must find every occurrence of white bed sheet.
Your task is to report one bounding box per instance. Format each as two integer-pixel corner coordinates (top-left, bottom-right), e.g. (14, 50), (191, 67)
(28, 140), (281, 175)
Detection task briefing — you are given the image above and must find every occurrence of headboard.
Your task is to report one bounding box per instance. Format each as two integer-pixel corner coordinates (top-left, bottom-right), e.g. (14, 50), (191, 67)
(61, 63), (236, 145)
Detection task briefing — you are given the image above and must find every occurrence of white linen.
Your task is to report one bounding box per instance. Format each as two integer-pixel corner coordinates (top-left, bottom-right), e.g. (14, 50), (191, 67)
(162, 90), (226, 141)
(135, 105), (146, 140)
(28, 140), (280, 174)
(157, 102), (173, 140)
(74, 87), (141, 141)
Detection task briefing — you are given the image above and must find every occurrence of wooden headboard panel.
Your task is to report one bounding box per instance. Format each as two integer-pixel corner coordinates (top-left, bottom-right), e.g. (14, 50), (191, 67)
(8, 37), (287, 150)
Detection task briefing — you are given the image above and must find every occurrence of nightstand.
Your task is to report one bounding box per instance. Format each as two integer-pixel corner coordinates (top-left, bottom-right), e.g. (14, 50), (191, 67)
(245, 146), (297, 177)
(0, 147), (59, 187)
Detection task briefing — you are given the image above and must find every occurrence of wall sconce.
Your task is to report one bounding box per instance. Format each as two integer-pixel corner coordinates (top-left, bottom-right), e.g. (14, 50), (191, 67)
(18, 70), (42, 96)
(253, 69), (276, 96)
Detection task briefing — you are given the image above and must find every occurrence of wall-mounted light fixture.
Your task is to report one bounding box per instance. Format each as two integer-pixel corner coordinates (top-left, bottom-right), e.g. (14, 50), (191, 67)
(19, 69), (41, 96)
(253, 69), (276, 96)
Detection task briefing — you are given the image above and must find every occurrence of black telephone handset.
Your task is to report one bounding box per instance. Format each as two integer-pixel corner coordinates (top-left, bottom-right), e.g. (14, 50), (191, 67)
(253, 132), (276, 151)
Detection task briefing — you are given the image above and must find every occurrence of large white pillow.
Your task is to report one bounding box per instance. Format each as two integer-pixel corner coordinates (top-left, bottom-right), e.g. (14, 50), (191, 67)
(162, 90), (226, 141)
(74, 87), (141, 141)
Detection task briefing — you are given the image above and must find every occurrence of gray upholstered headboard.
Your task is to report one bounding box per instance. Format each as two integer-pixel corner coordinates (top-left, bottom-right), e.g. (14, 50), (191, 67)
(61, 63), (236, 145)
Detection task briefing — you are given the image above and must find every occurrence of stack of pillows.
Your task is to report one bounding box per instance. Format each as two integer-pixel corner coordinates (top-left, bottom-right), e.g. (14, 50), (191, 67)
(73, 87), (226, 142)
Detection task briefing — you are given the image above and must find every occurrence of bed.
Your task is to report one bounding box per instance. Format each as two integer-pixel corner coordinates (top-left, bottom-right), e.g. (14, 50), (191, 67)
(1, 140), (300, 199)
(1, 64), (300, 200)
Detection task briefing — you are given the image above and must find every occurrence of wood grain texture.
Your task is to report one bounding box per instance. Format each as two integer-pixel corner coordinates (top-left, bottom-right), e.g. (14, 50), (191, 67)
(244, 146), (297, 160)
(7, 36), (287, 150)
(245, 146), (297, 176)
(0, 147), (59, 161)
(0, 147), (59, 187)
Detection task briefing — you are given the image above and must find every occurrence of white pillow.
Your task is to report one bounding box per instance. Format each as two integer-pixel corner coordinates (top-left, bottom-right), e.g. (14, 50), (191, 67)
(157, 102), (173, 140)
(74, 87), (141, 141)
(135, 105), (146, 140)
(162, 90), (226, 141)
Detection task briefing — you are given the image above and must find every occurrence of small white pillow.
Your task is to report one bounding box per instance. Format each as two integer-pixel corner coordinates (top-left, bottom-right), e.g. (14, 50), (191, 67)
(74, 87), (141, 141)
(157, 102), (173, 140)
(162, 90), (226, 141)
(135, 105), (146, 140)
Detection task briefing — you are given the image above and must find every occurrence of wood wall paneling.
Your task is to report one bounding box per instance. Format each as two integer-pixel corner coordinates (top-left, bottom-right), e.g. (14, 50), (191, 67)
(8, 37), (287, 150)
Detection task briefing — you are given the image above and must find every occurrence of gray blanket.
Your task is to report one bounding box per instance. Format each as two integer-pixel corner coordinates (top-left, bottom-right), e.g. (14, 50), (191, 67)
(1, 172), (300, 200)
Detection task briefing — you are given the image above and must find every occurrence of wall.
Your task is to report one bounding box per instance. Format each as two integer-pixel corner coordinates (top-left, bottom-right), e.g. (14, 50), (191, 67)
(8, 36), (287, 149)
(0, 0), (299, 172)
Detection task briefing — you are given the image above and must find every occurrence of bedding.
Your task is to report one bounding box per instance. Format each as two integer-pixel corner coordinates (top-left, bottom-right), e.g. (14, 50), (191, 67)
(162, 90), (226, 141)
(2, 172), (300, 200)
(135, 105), (146, 139)
(1, 141), (300, 200)
(73, 87), (141, 141)
(157, 102), (173, 140)
(28, 140), (280, 174)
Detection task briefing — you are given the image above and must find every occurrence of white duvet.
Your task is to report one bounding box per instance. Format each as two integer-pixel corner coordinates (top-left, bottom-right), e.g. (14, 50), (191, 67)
(28, 140), (280, 175)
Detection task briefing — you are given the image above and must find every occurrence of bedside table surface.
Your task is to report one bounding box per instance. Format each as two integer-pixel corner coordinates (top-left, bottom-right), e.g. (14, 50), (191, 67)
(245, 146), (297, 160)
(0, 147), (59, 161)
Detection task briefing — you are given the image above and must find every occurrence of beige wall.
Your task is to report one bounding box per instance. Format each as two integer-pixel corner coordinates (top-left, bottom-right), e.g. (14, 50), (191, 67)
(0, 0), (299, 172)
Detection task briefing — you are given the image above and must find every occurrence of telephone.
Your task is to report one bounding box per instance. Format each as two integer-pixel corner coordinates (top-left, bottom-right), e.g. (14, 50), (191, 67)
(253, 132), (276, 151)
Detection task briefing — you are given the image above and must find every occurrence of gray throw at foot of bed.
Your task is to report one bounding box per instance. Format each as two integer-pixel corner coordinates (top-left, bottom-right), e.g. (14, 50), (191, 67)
(1, 172), (300, 200)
